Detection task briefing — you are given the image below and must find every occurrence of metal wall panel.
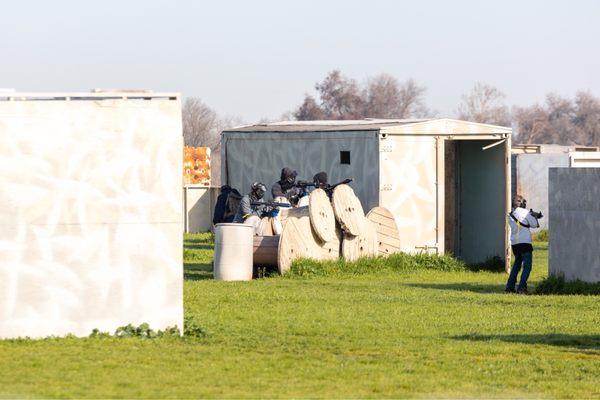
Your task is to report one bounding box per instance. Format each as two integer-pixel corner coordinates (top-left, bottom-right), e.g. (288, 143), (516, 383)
(0, 98), (183, 338)
(222, 131), (380, 210)
(570, 151), (600, 168)
(513, 153), (569, 229)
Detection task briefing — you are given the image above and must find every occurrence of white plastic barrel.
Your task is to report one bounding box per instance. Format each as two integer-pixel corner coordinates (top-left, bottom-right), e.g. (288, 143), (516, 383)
(213, 223), (254, 281)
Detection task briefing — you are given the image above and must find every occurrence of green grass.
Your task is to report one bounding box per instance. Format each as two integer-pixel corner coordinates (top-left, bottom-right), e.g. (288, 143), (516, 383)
(533, 228), (549, 242)
(0, 235), (598, 398)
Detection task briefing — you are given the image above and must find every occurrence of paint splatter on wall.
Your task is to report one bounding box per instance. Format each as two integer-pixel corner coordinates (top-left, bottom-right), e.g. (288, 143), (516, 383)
(184, 146), (210, 185)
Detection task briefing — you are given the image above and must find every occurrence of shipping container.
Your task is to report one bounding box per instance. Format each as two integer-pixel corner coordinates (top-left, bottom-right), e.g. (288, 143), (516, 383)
(222, 119), (512, 268)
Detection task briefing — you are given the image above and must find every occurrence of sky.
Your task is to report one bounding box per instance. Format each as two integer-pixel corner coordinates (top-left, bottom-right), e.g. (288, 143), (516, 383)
(1, 0), (599, 122)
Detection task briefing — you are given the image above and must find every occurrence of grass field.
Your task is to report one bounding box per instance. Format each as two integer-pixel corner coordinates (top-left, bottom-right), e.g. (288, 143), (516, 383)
(0, 234), (598, 398)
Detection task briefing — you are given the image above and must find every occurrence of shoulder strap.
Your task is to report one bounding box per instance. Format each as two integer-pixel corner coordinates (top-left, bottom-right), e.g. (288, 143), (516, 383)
(509, 211), (530, 228)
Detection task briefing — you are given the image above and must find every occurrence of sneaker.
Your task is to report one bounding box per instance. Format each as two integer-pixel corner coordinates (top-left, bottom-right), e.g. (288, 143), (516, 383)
(505, 288), (516, 293)
(516, 288), (529, 295)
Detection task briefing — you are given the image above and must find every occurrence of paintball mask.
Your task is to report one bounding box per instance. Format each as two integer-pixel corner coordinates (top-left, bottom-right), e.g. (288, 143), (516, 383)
(280, 167), (297, 184)
(251, 182), (267, 200)
(313, 171), (328, 188)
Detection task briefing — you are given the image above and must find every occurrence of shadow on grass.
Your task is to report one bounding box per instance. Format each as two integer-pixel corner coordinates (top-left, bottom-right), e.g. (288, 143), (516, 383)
(184, 263), (213, 281)
(184, 243), (213, 251)
(453, 333), (600, 353)
(184, 234), (214, 245)
(405, 282), (506, 294)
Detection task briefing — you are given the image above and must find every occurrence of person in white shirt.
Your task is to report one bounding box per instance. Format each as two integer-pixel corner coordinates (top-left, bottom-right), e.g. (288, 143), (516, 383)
(506, 195), (542, 294)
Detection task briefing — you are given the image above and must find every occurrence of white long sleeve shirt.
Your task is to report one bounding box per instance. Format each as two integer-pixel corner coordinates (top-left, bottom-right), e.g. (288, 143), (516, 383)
(508, 207), (540, 245)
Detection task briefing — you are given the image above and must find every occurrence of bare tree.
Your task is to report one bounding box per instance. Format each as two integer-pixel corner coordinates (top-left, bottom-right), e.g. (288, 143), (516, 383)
(294, 95), (325, 120)
(364, 74), (429, 118)
(457, 82), (511, 126)
(513, 92), (600, 146)
(513, 104), (551, 144)
(294, 70), (430, 120)
(182, 97), (244, 185)
(182, 97), (220, 148)
(573, 91), (600, 146)
(315, 70), (364, 119)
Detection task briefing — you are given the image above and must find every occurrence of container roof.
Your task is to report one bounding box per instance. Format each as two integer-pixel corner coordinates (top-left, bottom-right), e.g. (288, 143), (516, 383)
(226, 119), (432, 132)
(0, 91), (179, 101)
(512, 143), (599, 154)
(225, 118), (511, 134)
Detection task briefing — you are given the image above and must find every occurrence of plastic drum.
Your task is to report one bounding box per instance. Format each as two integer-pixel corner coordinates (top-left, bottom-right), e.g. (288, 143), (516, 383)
(213, 223), (253, 281)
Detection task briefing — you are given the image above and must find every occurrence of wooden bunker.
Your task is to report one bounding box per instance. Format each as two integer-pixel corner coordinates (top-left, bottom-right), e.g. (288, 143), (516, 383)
(251, 185), (401, 273)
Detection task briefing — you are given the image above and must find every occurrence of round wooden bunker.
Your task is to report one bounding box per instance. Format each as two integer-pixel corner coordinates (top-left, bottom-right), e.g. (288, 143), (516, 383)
(252, 235), (279, 268)
(332, 184), (366, 236)
(258, 216), (274, 236)
(309, 188), (337, 243)
(366, 206), (401, 256)
(341, 218), (378, 262)
(277, 214), (340, 274)
(278, 206), (309, 229)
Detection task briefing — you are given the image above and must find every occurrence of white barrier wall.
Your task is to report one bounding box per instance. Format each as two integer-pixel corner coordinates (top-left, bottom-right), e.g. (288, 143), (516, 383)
(549, 168), (600, 283)
(0, 95), (184, 338)
(184, 185), (218, 233)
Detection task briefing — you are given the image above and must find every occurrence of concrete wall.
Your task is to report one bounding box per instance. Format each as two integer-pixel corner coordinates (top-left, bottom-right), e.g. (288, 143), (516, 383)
(549, 168), (600, 283)
(513, 153), (569, 229)
(0, 97), (183, 338)
(184, 186), (218, 233)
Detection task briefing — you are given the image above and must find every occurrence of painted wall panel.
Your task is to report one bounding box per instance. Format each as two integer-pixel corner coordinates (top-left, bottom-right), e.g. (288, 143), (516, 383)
(379, 135), (438, 253)
(0, 98), (183, 338)
(549, 168), (600, 283)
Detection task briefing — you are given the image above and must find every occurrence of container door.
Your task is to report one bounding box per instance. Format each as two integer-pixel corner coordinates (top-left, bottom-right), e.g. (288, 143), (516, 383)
(379, 135), (439, 253)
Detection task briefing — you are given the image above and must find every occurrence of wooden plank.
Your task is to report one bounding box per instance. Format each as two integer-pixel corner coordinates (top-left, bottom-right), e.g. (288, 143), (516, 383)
(253, 235), (279, 267)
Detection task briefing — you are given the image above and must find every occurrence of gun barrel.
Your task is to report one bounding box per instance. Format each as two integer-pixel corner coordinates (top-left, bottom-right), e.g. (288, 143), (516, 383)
(250, 201), (291, 208)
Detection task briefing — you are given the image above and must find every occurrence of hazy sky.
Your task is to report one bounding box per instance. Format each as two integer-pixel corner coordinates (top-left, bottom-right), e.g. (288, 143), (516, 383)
(2, 0), (599, 121)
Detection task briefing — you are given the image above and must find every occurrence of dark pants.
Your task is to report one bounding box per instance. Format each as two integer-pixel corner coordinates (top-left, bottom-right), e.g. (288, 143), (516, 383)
(506, 251), (533, 292)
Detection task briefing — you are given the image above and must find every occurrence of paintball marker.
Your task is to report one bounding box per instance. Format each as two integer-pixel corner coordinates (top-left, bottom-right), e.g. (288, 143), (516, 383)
(529, 209), (543, 219)
(324, 178), (353, 196)
(251, 200), (291, 218)
(295, 180), (316, 190)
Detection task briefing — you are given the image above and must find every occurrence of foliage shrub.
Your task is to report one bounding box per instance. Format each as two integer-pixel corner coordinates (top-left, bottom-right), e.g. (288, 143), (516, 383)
(535, 275), (600, 295)
(88, 318), (207, 339)
(533, 229), (549, 242)
(287, 252), (468, 278)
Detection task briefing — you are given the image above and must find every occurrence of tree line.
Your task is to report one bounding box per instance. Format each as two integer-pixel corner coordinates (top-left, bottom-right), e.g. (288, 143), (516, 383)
(184, 69), (600, 183)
